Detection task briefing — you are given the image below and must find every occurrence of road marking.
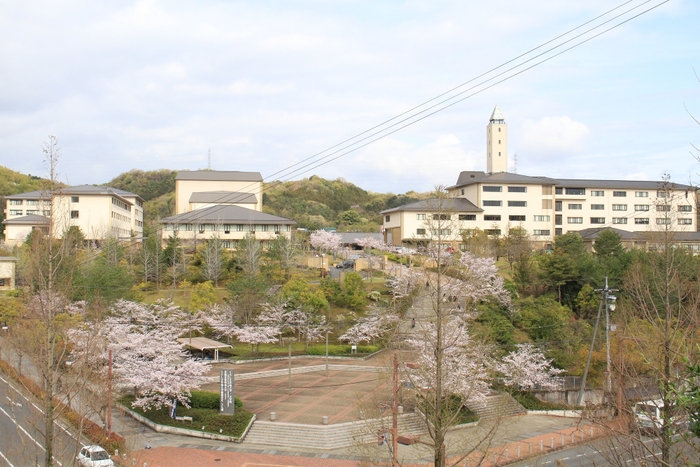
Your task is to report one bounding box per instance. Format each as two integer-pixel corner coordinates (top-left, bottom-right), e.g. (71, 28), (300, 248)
(0, 449), (17, 467)
(0, 406), (63, 466)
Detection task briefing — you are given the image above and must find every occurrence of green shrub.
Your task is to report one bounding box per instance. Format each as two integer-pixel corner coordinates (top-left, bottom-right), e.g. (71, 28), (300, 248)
(306, 344), (379, 355)
(119, 395), (252, 437)
(511, 390), (572, 410)
(190, 390), (219, 409)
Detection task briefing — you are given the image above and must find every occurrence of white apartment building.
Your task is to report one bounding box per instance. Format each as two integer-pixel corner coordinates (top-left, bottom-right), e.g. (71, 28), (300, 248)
(160, 170), (295, 248)
(382, 106), (698, 248)
(175, 170), (263, 214)
(2, 185), (144, 246)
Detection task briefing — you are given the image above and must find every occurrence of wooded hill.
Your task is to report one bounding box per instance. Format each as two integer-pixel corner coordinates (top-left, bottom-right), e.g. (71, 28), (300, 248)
(0, 166), (428, 233)
(106, 170), (428, 231)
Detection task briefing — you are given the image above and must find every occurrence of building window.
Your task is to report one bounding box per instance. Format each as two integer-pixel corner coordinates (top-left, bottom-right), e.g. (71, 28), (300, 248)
(555, 214), (562, 225)
(568, 204), (582, 210)
(483, 201), (502, 207)
(458, 214), (476, 221)
(555, 201), (562, 211)
(635, 191), (648, 197)
(656, 218), (671, 225)
(385, 215), (390, 222)
(509, 215), (526, 221)
(613, 218), (628, 224)
(26, 210), (39, 215)
(656, 205), (671, 212)
(612, 204), (627, 211)
(657, 191), (669, 198)
(508, 186), (527, 193)
(679, 218), (693, 225)
(567, 217), (583, 224)
(679, 205), (693, 212)
(485, 229), (501, 236)
(591, 190), (605, 197)
(565, 188), (586, 195)
(9, 210), (23, 216)
(635, 205), (650, 211)
(9, 199), (22, 205)
(417, 228), (426, 235)
(71, 196), (79, 203)
(533, 215), (550, 222)
(432, 214), (450, 220)
(590, 217), (605, 224)
(484, 215), (501, 221)
(542, 199), (553, 209)
(431, 229), (452, 235)
(533, 230), (550, 236)
(591, 204), (605, 210)
(26, 200), (39, 206)
(613, 191), (626, 197)
(508, 201), (526, 207)
(416, 214), (426, 220)
(71, 210), (79, 219)
(555, 228), (562, 236)
(635, 218), (649, 225)
(483, 186), (502, 192)
(460, 189), (464, 195)
(555, 187), (563, 195)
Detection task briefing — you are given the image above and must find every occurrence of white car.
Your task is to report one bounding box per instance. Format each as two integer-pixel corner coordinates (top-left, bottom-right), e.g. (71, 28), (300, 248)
(77, 445), (115, 467)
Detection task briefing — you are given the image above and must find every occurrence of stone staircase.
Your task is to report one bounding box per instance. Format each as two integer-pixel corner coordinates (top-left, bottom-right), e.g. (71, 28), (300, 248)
(241, 413), (428, 450)
(465, 392), (526, 420)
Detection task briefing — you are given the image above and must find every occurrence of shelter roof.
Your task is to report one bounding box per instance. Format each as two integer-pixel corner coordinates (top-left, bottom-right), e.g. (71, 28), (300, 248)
(177, 337), (232, 351)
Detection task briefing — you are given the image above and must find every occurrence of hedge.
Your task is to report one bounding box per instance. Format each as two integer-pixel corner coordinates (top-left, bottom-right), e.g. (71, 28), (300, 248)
(119, 395), (253, 438)
(190, 390), (242, 411)
(306, 344), (379, 355)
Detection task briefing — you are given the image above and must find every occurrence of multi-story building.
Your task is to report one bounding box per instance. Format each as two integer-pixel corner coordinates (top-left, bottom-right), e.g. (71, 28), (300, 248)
(382, 106), (698, 249)
(2, 185), (144, 246)
(159, 170), (295, 248)
(175, 170), (263, 214)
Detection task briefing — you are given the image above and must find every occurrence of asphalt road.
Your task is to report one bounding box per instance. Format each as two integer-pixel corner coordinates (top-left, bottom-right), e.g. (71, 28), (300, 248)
(0, 373), (82, 467)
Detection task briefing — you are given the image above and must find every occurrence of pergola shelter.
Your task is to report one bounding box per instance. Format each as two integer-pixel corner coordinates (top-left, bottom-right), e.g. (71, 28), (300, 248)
(178, 337), (232, 361)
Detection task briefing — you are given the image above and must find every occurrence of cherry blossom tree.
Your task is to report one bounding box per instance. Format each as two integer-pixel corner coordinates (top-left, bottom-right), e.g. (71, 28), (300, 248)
(310, 230), (342, 254)
(97, 299), (211, 411)
(496, 343), (564, 391)
(339, 309), (399, 346)
(230, 324), (279, 353)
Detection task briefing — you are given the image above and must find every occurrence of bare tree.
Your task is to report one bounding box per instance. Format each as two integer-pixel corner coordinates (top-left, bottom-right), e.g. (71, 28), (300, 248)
(201, 234), (225, 286)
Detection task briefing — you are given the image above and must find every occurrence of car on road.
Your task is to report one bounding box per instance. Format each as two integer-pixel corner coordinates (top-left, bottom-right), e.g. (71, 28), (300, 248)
(335, 260), (355, 270)
(77, 445), (115, 467)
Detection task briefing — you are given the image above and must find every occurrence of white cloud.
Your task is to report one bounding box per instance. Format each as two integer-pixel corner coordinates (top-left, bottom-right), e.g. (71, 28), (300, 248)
(520, 116), (590, 155)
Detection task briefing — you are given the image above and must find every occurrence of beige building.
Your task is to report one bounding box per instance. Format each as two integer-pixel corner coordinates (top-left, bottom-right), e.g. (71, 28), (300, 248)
(383, 106), (698, 249)
(0, 257), (17, 290)
(161, 170), (295, 248)
(2, 185), (144, 246)
(175, 170), (263, 214)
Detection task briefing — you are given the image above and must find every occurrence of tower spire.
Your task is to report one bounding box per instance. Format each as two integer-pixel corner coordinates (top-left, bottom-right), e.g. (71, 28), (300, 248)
(486, 105), (508, 173)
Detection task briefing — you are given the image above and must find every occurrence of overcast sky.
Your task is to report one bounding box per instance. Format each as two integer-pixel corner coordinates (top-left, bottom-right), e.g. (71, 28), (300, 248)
(0, 0), (698, 194)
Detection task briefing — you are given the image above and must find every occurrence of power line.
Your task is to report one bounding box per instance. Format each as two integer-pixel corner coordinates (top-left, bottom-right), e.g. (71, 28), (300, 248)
(158, 0), (670, 226)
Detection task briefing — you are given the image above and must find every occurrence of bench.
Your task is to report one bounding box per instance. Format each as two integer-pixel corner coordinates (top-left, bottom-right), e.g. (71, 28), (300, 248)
(175, 416), (193, 422)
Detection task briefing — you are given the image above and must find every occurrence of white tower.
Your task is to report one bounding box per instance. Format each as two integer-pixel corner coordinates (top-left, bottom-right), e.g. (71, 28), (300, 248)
(486, 105), (508, 173)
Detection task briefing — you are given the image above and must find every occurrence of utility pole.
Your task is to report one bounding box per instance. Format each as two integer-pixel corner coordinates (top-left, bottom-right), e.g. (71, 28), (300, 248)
(577, 277), (618, 406)
(391, 353), (399, 467)
(107, 349), (113, 438)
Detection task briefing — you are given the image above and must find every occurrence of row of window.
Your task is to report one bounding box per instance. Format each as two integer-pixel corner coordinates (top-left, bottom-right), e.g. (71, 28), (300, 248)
(482, 186), (528, 193)
(111, 197), (131, 212)
(111, 211), (131, 224)
(565, 217), (693, 225)
(483, 200), (527, 207)
(555, 202), (691, 212)
(555, 189), (669, 197)
(9, 199), (41, 206)
(9, 209), (50, 216)
(163, 223), (292, 233)
(416, 228), (551, 237)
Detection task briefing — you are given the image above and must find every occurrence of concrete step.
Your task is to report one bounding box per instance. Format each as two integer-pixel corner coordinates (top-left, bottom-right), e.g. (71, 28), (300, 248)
(241, 413), (427, 449)
(466, 392), (526, 420)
